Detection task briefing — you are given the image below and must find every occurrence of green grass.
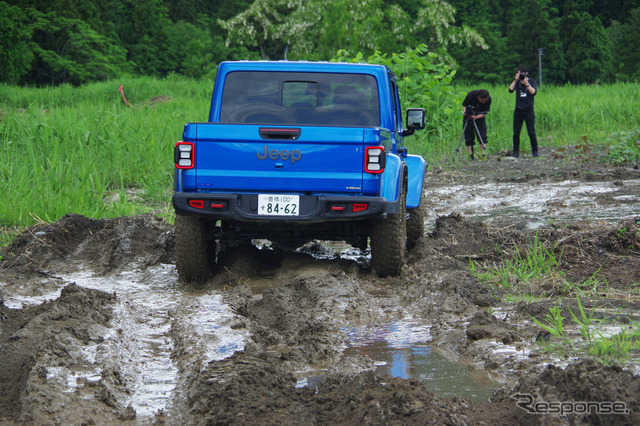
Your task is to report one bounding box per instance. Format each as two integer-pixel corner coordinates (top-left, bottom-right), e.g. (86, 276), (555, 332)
(470, 234), (638, 362)
(470, 235), (611, 300)
(0, 76), (213, 229)
(408, 82), (640, 164)
(589, 327), (640, 363)
(531, 300), (640, 363)
(470, 235), (566, 295)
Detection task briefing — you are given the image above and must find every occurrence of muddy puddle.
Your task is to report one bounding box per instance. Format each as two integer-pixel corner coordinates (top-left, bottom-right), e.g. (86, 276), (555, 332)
(341, 321), (499, 402)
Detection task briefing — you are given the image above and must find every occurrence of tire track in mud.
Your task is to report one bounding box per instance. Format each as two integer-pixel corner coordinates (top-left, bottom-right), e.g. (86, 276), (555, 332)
(63, 267), (253, 419)
(1, 265), (253, 421)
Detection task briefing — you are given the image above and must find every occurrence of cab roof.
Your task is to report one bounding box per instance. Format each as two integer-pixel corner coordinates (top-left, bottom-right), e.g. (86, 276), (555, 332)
(217, 60), (394, 80)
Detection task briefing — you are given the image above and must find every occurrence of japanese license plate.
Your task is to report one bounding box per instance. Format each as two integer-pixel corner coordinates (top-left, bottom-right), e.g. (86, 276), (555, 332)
(258, 194), (299, 216)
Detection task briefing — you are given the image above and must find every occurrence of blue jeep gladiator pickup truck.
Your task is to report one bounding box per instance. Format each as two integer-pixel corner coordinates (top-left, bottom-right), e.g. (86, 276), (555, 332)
(173, 60), (427, 282)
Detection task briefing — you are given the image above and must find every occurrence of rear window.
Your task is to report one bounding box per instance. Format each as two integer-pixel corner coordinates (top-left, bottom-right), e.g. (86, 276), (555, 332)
(220, 71), (380, 127)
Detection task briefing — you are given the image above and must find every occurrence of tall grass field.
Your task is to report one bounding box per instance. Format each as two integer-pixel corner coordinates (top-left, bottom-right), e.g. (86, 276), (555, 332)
(1, 78), (639, 230)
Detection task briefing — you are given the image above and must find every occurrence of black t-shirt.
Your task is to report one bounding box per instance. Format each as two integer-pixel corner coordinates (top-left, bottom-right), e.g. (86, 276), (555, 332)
(462, 90), (491, 114)
(510, 78), (537, 110)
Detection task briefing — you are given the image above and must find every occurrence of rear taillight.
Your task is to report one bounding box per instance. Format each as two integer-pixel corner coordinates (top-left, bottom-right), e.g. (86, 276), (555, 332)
(187, 199), (227, 210)
(188, 199), (204, 209)
(353, 203), (368, 212)
(365, 146), (385, 174)
(175, 142), (194, 169)
(327, 203), (369, 213)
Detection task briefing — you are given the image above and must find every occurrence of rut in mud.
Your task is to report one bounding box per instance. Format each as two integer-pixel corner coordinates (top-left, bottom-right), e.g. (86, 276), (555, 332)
(1, 153), (640, 424)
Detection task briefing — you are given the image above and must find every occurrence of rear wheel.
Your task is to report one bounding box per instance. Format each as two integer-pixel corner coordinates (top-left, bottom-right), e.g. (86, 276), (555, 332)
(406, 196), (426, 250)
(175, 215), (218, 283)
(369, 189), (407, 277)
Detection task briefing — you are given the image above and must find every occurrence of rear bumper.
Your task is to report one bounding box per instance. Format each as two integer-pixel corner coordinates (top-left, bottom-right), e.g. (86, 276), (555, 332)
(173, 192), (387, 222)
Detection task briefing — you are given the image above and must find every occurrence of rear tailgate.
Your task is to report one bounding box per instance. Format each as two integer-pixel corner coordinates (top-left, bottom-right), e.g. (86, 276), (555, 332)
(190, 124), (367, 194)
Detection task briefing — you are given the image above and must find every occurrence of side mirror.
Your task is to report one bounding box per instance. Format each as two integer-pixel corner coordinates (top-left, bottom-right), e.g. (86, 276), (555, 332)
(406, 108), (426, 130)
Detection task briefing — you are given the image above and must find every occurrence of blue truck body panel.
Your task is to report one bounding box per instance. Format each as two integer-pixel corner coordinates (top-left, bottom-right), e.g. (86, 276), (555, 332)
(378, 154), (403, 211)
(180, 124), (385, 195)
(405, 154), (427, 208)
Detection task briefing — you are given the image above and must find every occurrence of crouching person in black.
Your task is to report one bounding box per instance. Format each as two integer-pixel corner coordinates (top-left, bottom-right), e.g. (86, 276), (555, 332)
(462, 89), (491, 160)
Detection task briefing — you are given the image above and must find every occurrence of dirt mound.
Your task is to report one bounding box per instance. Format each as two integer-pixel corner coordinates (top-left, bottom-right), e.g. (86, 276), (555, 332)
(433, 148), (640, 186)
(177, 275), (480, 425)
(466, 311), (514, 341)
(531, 217), (640, 290)
(599, 218), (640, 254)
(1, 213), (174, 276)
(494, 359), (640, 425)
(0, 284), (122, 423)
(142, 95), (171, 107)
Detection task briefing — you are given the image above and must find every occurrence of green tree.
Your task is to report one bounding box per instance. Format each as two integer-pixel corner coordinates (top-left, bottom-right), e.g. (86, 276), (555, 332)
(219, 0), (401, 60)
(448, 0), (512, 83)
(589, 0), (640, 26)
(4, 0), (114, 36)
(412, 0), (487, 64)
(0, 2), (34, 84)
(23, 9), (128, 85)
(219, 0), (486, 64)
(561, 11), (612, 83)
(110, 0), (171, 76)
(217, 0), (297, 59)
(607, 7), (640, 80)
(291, 0), (391, 60)
(505, 0), (566, 84)
(164, 20), (222, 78)
(165, 0), (210, 22)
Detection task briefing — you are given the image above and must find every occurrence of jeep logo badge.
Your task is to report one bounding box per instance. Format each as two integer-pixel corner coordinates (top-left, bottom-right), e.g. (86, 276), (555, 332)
(257, 145), (302, 163)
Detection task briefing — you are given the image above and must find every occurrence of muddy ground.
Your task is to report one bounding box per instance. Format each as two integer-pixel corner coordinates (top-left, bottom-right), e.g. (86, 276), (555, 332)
(1, 147), (640, 425)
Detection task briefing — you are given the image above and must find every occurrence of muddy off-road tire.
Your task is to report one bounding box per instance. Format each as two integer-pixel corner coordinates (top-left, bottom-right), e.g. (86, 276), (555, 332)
(369, 190), (407, 277)
(175, 215), (218, 283)
(406, 196), (426, 250)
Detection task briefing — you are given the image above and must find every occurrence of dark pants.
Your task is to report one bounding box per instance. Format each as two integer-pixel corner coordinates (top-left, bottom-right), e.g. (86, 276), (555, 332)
(463, 116), (487, 147)
(513, 108), (538, 153)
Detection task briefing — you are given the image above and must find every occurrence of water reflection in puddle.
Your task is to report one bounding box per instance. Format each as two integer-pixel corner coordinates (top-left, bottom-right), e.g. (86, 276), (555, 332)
(341, 321), (498, 402)
(343, 343), (497, 402)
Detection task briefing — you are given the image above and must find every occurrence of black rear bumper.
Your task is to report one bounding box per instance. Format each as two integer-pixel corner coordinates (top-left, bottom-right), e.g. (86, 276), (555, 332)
(173, 192), (387, 222)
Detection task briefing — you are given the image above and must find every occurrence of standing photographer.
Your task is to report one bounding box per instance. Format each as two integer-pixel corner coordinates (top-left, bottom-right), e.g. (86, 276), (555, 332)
(462, 89), (491, 160)
(509, 65), (538, 158)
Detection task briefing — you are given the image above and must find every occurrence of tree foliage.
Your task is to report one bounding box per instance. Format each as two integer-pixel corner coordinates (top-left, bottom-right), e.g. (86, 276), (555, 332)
(562, 12), (611, 83)
(23, 8), (129, 85)
(218, 0), (487, 64)
(607, 7), (640, 81)
(0, 2), (34, 84)
(1, 0), (639, 86)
